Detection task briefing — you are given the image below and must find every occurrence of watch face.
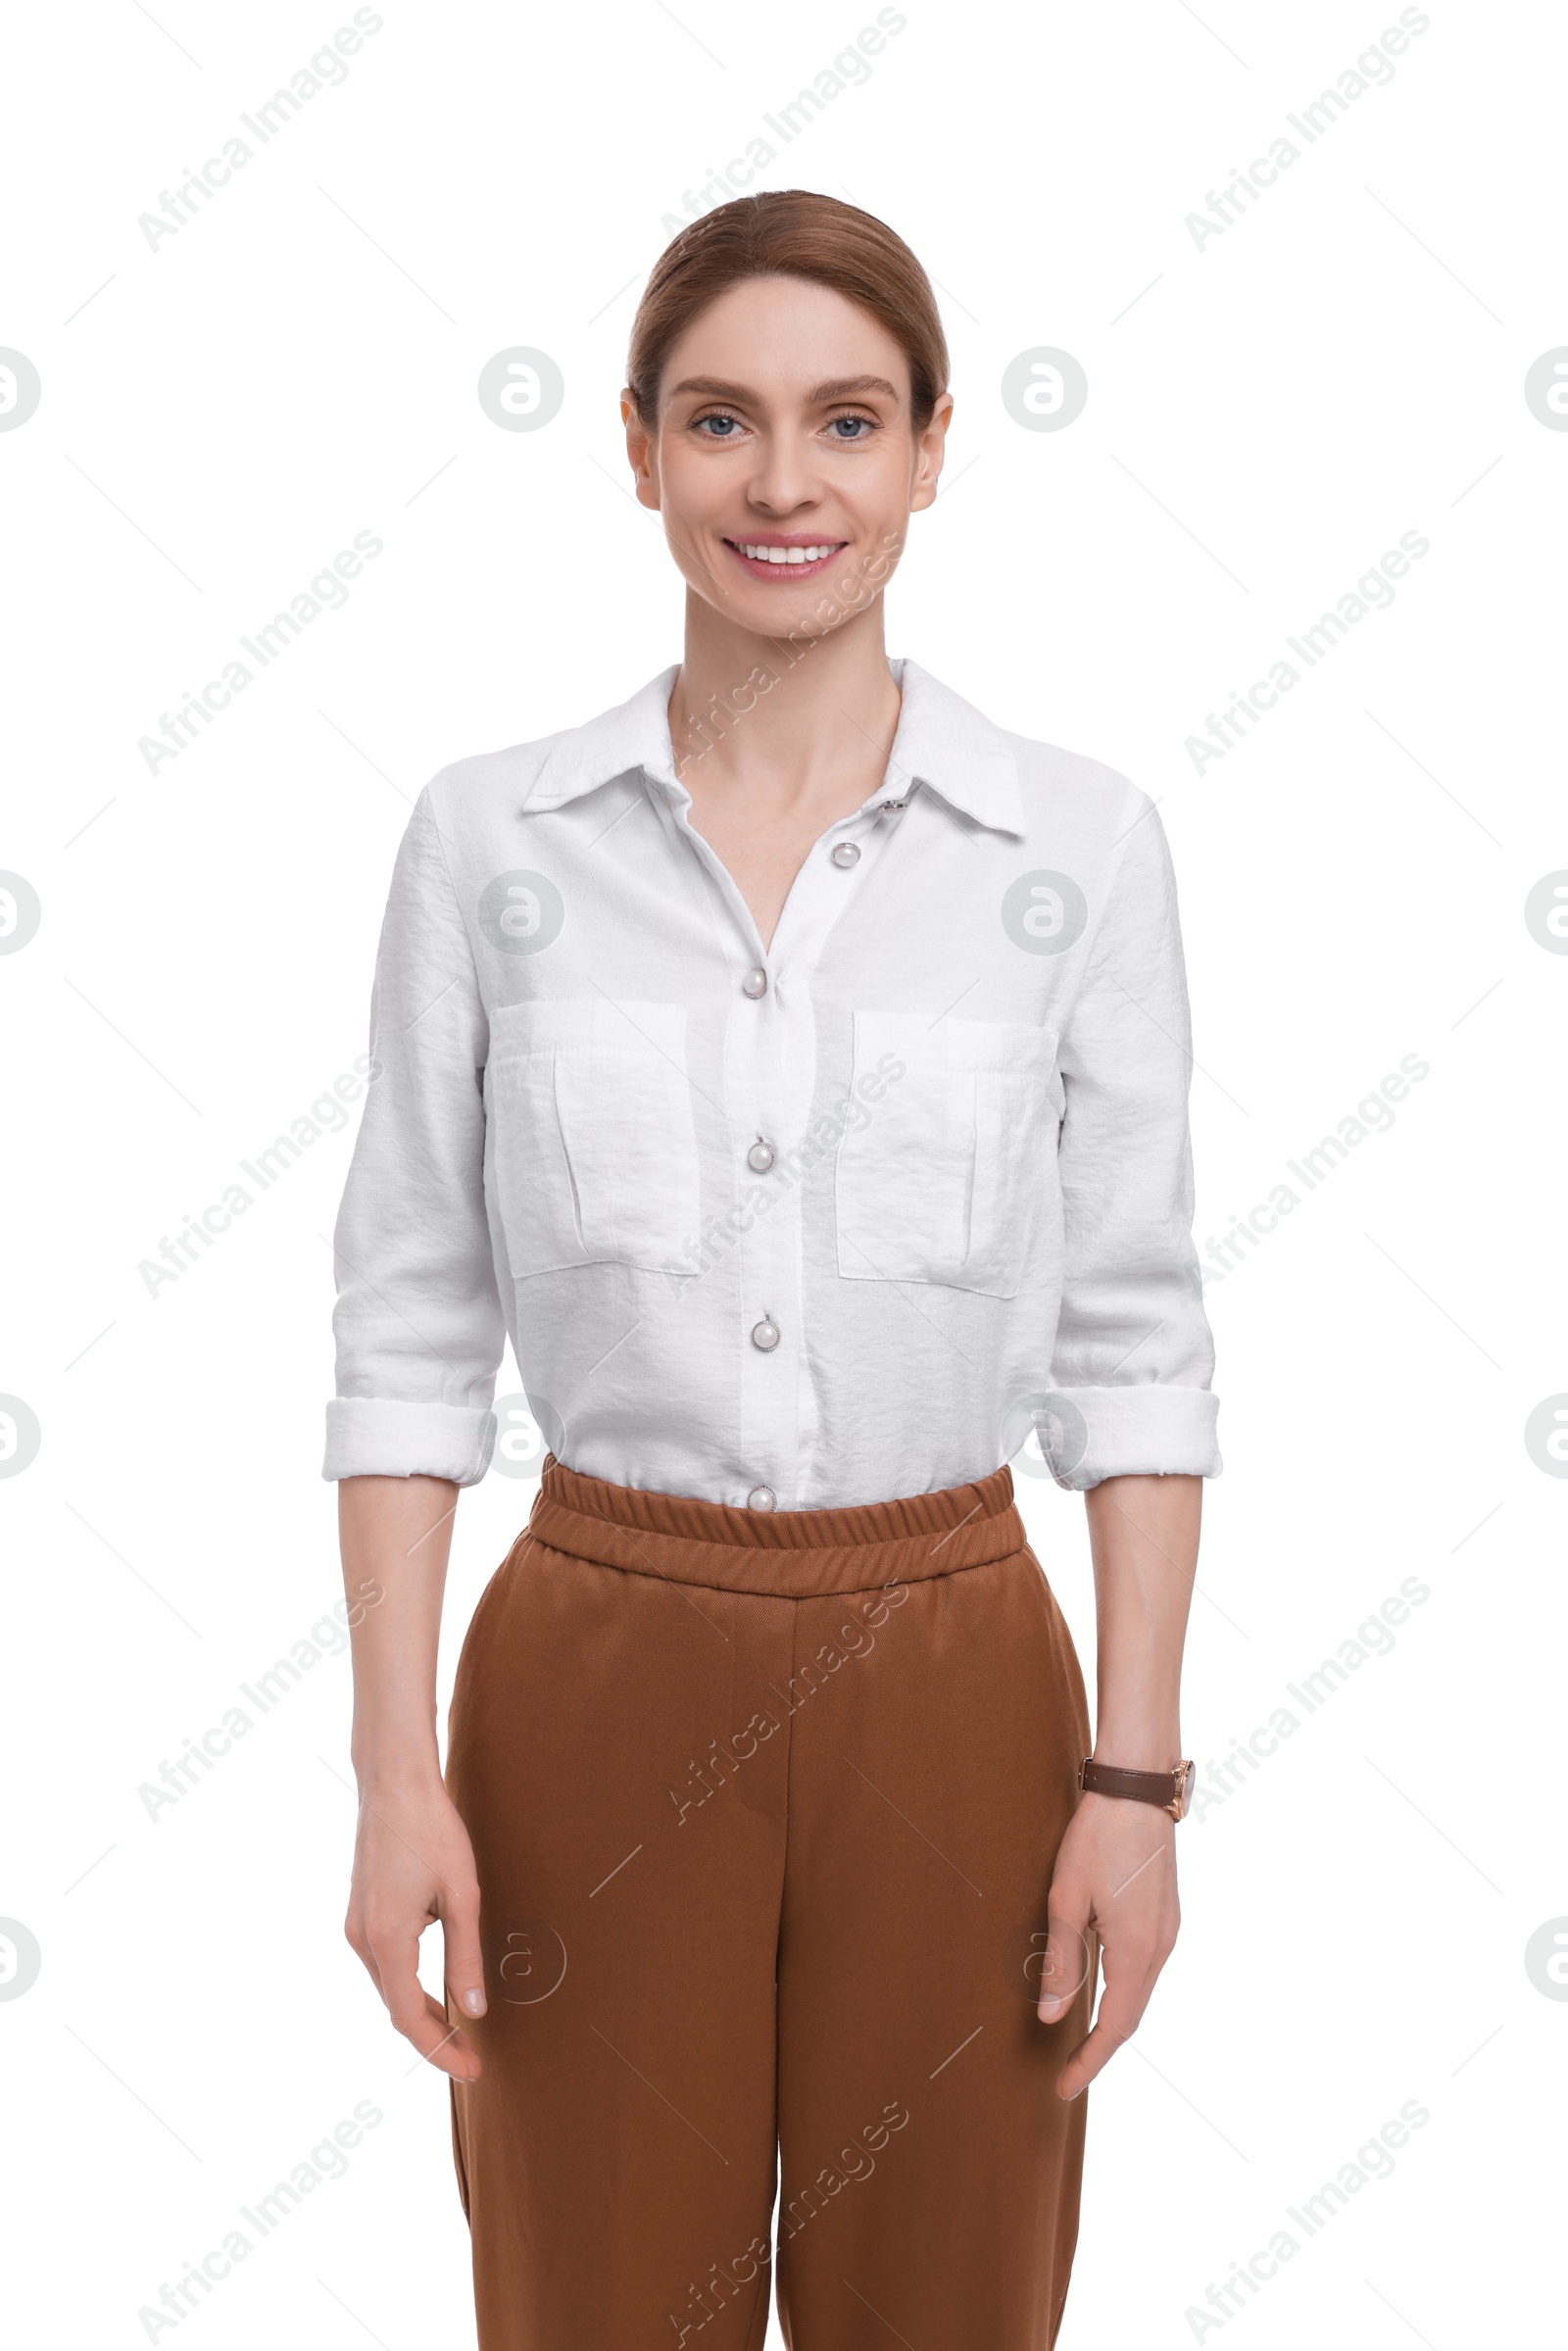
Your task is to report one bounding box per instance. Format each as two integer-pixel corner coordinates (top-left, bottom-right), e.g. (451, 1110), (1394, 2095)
(1175, 1762), (1195, 1818)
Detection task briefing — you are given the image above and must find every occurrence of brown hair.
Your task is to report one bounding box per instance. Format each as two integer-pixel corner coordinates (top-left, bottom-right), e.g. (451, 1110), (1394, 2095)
(626, 190), (949, 432)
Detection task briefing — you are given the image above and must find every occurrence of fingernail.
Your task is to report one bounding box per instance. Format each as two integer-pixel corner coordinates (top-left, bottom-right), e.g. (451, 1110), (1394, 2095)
(462, 1988), (484, 2014)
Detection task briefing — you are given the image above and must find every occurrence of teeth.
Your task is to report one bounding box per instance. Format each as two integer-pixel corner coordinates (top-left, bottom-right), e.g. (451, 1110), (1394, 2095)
(738, 542), (839, 563)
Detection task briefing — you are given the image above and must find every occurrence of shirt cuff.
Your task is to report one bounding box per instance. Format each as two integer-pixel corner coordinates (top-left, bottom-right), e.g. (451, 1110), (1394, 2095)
(322, 1398), (497, 1485)
(1036, 1385), (1221, 1491)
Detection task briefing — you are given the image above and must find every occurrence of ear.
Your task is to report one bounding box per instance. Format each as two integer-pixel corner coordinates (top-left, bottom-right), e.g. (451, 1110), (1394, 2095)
(908, 390), (954, 515)
(622, 390), (661, 514)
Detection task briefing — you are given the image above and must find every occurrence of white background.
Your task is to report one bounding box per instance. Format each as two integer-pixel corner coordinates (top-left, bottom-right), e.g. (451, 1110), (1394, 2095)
(2, 0), (1562, 2343)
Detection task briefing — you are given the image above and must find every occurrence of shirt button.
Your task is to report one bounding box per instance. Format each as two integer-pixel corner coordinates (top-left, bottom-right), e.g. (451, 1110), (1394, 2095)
(747, 1137), (776, 1173)
(747, 1485), (776, 1512)
(741, 966), (768, 998)
(830, 840), (861, 868)
(750, 1316), (781, 1352)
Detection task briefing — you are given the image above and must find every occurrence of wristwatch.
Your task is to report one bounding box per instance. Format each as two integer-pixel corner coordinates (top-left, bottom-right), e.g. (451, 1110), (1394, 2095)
(1078, 1755), (1195, 1822)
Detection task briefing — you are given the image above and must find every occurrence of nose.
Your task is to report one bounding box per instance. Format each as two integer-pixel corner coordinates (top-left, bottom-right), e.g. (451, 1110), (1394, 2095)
(745, 426), (823, 520)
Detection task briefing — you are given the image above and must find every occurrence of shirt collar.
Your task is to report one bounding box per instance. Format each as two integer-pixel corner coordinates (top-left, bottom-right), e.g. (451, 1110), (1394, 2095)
(523, 657), (1026, 837)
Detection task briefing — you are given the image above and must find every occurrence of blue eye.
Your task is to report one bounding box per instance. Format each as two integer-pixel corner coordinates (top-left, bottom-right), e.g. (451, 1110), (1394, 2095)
(829, 416), (875, 440)
(697, 413), (741, 438)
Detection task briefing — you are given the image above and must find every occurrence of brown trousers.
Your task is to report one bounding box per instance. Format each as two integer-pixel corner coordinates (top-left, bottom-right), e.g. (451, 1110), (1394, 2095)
(446, 1456), (1094, 2349)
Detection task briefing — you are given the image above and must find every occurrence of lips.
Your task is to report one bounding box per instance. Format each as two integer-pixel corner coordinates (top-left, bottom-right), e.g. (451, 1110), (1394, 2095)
(721, 535), (849, 582)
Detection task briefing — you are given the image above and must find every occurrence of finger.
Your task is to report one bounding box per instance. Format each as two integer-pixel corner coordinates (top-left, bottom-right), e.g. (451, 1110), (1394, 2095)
(440, 1876), (487, 2023)
(1054, 1953), (1158, 2100)
(369, 1922), (426, 2037)
(415, 1988), (482, 2083)
(1054, 2012), (1126, 2102)
(382, 1971), (482, 2083)
(345, 1907), (386, 2004)
(1036, 1897), (1094, 2023)
(368, 1927), (479, 2081)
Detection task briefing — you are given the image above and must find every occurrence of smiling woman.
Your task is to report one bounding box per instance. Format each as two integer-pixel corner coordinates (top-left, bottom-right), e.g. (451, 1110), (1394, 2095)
(326, 188), (1222, 2351)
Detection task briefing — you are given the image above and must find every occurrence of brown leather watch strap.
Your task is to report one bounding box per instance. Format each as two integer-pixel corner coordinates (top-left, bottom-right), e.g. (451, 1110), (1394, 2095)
(1078, 1756), (1195, 1821)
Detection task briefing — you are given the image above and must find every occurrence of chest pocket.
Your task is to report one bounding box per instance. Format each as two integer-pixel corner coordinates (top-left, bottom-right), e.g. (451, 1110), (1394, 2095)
(834, 1010), (1059, 1298)
(486, 999), (702, 1277)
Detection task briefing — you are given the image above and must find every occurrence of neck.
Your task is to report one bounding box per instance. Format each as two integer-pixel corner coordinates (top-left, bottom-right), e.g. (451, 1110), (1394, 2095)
(668, 592), (902, 804)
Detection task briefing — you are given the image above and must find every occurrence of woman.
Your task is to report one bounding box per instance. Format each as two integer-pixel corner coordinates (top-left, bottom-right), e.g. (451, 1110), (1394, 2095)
(328, 190), (1220, 2350)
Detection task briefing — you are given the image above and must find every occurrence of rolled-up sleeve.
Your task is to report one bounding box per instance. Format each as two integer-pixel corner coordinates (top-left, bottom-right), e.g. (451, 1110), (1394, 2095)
(1042, 797), (1221, 1490)
(322, 782), (504, 1485)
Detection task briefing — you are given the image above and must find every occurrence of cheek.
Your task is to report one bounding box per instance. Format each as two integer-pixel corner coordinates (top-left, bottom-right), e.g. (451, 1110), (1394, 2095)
(859, 445), (926, 536)
(658, 440), (746, 530)
(651, 450), (731, 564)
(848, 431), (915, 501)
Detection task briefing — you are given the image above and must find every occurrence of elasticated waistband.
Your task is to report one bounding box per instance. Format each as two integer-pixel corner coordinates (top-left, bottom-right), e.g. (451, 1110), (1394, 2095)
(523, 1456), (1025, 1598)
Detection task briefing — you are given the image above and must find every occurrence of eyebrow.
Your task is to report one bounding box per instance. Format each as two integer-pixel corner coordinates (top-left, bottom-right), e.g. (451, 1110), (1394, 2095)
(666, 373), (902, 406)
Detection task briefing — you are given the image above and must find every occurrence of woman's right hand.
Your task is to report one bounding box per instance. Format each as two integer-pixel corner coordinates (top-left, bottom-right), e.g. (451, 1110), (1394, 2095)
(344, 1777), (488, 2082)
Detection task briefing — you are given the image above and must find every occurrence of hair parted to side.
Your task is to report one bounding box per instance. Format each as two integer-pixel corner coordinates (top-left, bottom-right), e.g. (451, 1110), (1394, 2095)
(626, 190), (949, 431)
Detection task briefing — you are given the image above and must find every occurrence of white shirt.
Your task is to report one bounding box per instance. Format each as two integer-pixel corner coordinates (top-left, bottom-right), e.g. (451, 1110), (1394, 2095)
(323, 659), (1221, 1508)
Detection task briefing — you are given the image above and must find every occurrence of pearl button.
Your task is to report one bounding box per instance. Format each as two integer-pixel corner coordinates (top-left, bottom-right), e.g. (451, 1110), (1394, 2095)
(747, 1138), (776, 1173)
(830, 840), (861, 868)
(742, 966), (767, 999)
(750, 1316), (780, 1352)
(747, 1486), (776, 1512)
(879, 798), (906, 810)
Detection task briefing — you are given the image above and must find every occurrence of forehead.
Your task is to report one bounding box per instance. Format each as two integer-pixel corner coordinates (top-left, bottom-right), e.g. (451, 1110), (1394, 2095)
(662, 275), (910, 407)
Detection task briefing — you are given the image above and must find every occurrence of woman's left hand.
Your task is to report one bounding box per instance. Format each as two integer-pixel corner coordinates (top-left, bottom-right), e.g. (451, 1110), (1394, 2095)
(1036, 1790), (1180, 2100)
